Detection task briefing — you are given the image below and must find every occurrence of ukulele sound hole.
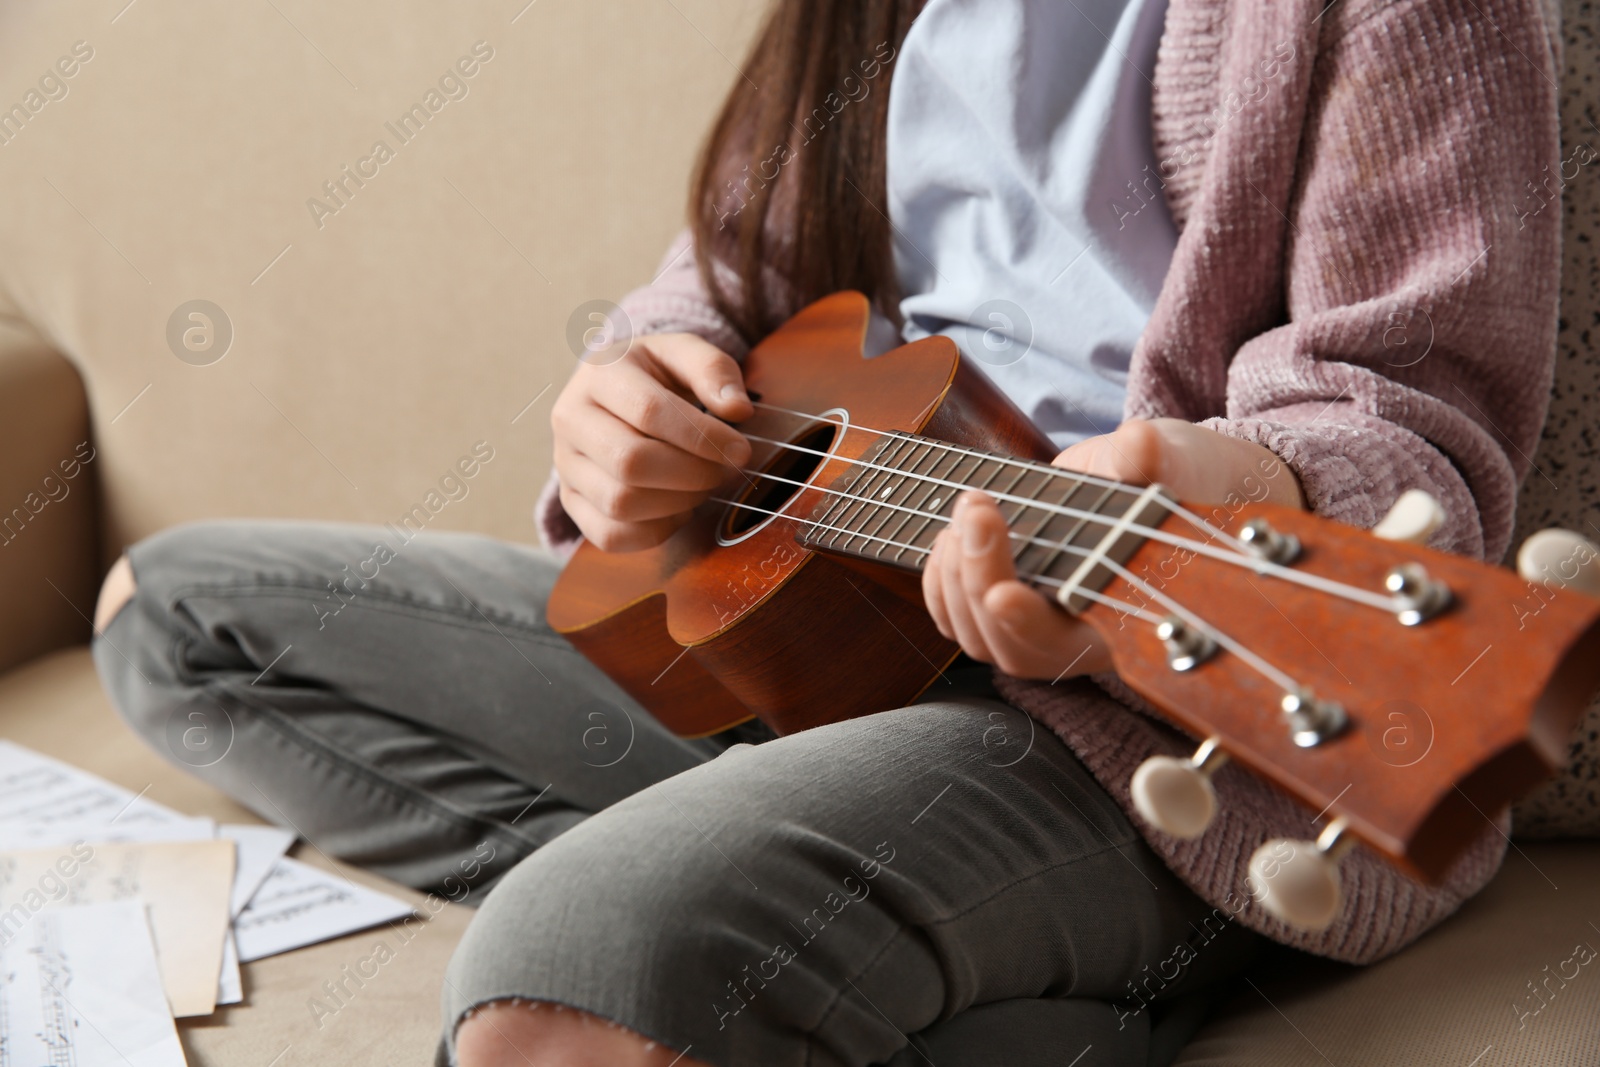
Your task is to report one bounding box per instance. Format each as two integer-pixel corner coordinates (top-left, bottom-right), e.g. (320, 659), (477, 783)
(721, 422), (838, 540)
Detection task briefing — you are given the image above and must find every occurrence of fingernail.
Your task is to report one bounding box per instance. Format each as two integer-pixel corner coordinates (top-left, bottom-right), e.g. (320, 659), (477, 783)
(961, 507), (992, 555)
(719, 384), (745, 402)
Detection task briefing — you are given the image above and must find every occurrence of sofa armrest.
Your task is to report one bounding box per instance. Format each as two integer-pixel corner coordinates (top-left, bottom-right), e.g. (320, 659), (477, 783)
(0, 319), (97, 674)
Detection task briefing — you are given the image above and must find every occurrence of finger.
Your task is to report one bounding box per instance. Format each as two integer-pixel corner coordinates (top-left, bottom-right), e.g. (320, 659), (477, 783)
(592, 361), (752, 468)
(955, 493), (1050, 674)
(938, 498), (993, 662)
(559, 485), (689, 554)
(558, 449), (715, 523)
(563, 405), (733, 491)
(645, 333), (756, 423)
(923, 531), (954, 640)
(982, 581), (1113, 678)
(955, 492), (1017, 596)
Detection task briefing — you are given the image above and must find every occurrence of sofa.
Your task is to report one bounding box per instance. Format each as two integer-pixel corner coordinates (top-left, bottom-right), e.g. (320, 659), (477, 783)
(0, 1), (1594, 1064)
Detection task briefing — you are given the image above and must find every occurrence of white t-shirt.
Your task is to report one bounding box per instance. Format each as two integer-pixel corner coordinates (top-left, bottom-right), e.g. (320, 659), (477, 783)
(887, 0), (1176, 450)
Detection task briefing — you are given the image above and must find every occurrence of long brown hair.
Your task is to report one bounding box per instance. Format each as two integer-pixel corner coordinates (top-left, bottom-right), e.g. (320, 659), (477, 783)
(689, 0), (925, 347)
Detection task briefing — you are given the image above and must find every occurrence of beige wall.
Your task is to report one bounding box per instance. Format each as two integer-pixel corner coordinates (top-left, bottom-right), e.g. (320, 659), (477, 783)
(0, 0), (763, 565)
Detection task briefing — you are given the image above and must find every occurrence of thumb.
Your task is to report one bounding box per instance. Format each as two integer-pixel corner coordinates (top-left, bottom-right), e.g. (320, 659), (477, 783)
(647, 333), (754, 422)
(1052, 420), (1163, 485)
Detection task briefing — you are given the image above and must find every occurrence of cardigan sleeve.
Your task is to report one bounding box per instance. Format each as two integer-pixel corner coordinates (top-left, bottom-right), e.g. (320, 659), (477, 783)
(1157, 0), (1561, 564)
(611, 229), (752, 360)
(535, 230), (747, 556)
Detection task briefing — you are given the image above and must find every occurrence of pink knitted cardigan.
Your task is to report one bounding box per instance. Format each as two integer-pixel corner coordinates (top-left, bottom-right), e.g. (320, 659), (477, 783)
(538, 0), (1561, 964)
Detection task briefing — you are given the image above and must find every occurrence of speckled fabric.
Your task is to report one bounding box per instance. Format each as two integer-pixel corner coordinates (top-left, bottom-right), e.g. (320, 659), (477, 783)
(538, 0), (1565, 962)
(1509, 0), (1600, 840)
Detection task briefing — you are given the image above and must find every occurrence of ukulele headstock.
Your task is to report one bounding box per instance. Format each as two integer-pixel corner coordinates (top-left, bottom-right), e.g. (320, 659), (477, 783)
(1073, 494), (1600, 926)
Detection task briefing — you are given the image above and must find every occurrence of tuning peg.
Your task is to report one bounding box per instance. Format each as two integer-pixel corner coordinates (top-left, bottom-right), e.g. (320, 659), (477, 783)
(1131, 737), (1228, 839)
(1517, 529), (1600, 599)
(1247, 818), (1352, 931)
(1372, 490), (1445, 545)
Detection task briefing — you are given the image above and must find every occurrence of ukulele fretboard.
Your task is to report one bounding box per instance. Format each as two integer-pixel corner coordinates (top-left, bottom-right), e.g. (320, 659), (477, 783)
(795, 433), (1171, 612)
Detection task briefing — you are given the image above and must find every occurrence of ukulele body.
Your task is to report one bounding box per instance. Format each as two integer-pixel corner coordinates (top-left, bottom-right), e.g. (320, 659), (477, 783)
(546, 291), (1054, 736)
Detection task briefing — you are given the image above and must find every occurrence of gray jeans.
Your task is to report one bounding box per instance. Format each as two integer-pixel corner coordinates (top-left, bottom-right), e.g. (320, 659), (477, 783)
(94, 521), (1266, 1067)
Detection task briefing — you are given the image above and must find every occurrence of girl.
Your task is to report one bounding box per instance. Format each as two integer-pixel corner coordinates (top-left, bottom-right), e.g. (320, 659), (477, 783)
(93, 0), (1559, 1064)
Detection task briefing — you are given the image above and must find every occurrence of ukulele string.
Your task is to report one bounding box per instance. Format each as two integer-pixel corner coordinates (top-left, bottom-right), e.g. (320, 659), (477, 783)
(722, 439), (1311, 693)
(708, 492), (1165, 623)
(1100, 555), (1301, 693)
(740, 416), (1392, 612)
(725, 464), (1102, 564)
(748, 399), (1250, 558)
(734, 420), (1398, 615)
(710, 491), (1307, 695)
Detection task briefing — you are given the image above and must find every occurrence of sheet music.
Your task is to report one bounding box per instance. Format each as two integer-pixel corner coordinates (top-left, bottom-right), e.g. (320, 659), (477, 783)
(219, 825), (295, 917)
(213, 827), (293, 1007)
(0, 740), (186, 830)
(0, 900), (186, 1067)
(234, 857), (413, 963)
(0, 741), (414, 998)
(0, 817), (216, 852)
(216, 932), (243, 1007)
(0, 841), (234, 1018)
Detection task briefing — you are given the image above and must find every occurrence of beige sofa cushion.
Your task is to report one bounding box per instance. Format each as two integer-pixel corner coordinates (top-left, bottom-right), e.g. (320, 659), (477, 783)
(1175, 841), (1600, 1066)
(0, 0), (757, 565)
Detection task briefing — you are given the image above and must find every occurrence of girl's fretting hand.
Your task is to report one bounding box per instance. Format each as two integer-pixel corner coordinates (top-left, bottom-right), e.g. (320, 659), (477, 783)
(921, 418), (1306, 682)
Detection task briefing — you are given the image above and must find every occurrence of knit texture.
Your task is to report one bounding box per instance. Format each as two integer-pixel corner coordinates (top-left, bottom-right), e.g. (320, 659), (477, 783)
(538, 0), (1563, 963)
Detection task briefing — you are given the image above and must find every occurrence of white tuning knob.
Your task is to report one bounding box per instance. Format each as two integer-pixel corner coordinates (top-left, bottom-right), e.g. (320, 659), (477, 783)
(1247, 819), (1351, 931)
(1517, 529), (1600, 599)
(1131, 738), (1228, 839)
(1372, 489), (1446, 545)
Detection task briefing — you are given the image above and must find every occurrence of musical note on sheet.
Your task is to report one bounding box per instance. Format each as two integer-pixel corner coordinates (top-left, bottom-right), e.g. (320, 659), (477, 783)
(0, 840), (234, 1018)
(0, 900), (185, 1067)
(234, 857), (412, 962)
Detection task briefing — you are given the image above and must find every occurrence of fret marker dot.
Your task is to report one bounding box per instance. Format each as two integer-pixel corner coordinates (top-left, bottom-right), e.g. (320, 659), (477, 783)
(879, 484), (895, 499)
(928, 497), (942, 510)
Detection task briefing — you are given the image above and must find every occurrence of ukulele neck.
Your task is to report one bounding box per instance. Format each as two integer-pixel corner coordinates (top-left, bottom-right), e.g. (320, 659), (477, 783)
(795, 432), (1171, 612)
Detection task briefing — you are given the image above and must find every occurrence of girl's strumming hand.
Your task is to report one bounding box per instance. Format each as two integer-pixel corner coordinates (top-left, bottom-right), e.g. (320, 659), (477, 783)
(921, 418), (1305, 682)
(553, 333), (753, 552)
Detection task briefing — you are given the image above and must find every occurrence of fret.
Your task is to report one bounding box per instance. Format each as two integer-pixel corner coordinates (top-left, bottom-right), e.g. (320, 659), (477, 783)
(857, 438), (940, 559)
(1019, 481), (1121, 584)
(890, 448), (983, 552)
(797, 436), (1169, 601)
(833, 435), (931, 553)
(808, 439), (883, 537)
(822, 435), (918, 551)
(1054, 483), (1172, 613)
(915, 454), (1024, 566)
(888, 454), (974, 562)
(996, 466), (1063, 560)
(876, 441), (985, 563)
(996, 462), (1036, 499)
(857, 439), (945, 557)
(1012, 472), (1095, 580)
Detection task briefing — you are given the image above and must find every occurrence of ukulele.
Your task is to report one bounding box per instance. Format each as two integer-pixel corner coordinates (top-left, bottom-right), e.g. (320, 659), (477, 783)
(548, 292), (1600, 928)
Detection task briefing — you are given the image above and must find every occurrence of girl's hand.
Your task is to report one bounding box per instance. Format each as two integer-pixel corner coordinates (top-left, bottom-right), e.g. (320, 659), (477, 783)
(552, 333), (753, 552)
(921, 418), (1305, 682)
